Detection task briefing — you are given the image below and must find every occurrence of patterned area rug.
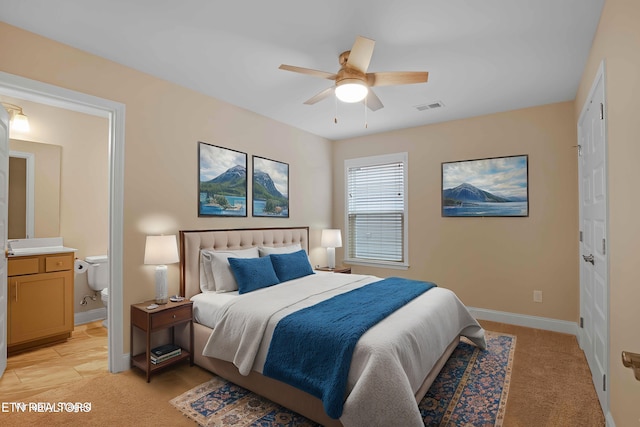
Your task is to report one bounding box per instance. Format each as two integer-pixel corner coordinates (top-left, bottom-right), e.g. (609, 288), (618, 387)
(170, 331), (515, 427)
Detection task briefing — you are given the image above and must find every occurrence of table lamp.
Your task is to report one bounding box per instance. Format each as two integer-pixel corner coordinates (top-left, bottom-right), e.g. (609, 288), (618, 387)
(321, 229), (342, 269)
(144, 235), (179, 304)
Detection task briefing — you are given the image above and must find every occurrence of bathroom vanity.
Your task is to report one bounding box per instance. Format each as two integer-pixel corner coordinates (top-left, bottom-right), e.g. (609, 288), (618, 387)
(7, 238), (76, 353)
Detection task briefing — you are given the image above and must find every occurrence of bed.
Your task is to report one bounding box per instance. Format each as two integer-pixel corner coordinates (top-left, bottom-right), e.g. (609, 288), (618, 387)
(179, 227), (485, 427)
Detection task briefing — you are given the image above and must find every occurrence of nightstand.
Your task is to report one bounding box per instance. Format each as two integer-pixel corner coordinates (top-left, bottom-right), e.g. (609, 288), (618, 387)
(316, 265), (351, 274)
(130, 299), (194, 382)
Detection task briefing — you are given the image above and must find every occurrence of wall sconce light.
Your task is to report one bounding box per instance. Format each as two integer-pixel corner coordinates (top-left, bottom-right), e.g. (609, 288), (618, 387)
(1, 102), (30, 132)
(321, 229), (343, 269)
(144, 235), (179, 304)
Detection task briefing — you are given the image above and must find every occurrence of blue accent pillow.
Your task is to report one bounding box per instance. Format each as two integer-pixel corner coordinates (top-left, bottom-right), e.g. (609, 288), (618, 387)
(270, 249), (315, 282)
(228, 256), (280, 294)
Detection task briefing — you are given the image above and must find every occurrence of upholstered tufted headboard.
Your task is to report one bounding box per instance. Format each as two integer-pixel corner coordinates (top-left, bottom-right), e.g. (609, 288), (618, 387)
(179, 227), (310, 299)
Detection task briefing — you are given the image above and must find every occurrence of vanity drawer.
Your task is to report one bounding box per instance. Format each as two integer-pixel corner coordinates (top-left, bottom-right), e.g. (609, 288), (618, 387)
(8, 258), (39, 276)
(45, 255), (73, 272)
(150, 305), (192, 329)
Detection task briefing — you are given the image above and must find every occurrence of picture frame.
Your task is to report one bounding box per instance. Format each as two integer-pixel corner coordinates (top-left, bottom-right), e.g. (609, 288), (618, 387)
(441, 154), (528, 217)
(252, 156), (289, 218)
(198, 142), (247, 217)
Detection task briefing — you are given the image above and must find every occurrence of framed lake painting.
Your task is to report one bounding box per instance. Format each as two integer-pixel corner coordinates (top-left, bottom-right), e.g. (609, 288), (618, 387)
(441, 154), (528, 217)
(252, 156), (289, 218)
(198, 142), (247, 217)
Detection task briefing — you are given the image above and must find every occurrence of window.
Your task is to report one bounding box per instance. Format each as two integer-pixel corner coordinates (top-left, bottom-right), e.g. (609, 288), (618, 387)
(345, 153), (408, 269)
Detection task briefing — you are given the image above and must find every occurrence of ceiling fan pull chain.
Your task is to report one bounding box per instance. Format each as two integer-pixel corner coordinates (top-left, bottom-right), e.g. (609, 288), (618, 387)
(364, 96), (368, 128)
(334, 94), (338, 124)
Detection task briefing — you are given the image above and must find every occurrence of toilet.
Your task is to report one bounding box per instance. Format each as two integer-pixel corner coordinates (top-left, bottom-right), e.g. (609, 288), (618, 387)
(86, 255), (109, 327)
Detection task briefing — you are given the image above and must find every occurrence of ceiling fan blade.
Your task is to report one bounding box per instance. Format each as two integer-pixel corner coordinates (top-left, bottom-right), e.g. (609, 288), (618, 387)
(303, 87), (335, 105)
(367, 71), (429, 87)
(346, 36), (375, 73)
(279, 64), (337, 80)
(365, 90), (384, 111)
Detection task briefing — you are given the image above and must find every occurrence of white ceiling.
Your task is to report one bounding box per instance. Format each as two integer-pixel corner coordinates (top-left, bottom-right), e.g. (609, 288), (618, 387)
(0, 0), (604, 141)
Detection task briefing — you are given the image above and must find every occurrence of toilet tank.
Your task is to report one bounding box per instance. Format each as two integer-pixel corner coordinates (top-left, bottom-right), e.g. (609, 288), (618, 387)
(86, 255), (109, 291)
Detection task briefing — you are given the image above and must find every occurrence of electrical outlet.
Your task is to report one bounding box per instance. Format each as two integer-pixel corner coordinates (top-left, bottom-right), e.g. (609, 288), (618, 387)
(533, 290), (543, 303)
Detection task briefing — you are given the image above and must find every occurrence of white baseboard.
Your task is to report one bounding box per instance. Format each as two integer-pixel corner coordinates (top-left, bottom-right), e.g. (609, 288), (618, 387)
(605, 411), (616, 427)
(74, 307), (106, 326)
(468, 307), (578, 336)
(112, 353), (130, 373)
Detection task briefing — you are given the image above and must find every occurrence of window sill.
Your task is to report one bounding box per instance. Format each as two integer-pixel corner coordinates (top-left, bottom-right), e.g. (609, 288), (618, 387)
(344, 259), (409, 270)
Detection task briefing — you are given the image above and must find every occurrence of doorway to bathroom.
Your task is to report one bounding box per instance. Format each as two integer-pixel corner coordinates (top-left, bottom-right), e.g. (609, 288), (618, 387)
(0, 71), (125, 376)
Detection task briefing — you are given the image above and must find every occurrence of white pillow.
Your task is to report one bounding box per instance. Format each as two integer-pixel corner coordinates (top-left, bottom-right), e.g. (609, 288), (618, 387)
(211, 247), (260, 292)
(200, 248), (258, 292)
(258, 243), (302, 257)
(200, 250), (217, 292)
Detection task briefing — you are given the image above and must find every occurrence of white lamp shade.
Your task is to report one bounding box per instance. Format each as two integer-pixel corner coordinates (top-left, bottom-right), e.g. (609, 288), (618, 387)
(144, 235), (179, 265)
(321, 229), (342, 248)
(11, 112), (30, 132)
(335, 81), (368, 103)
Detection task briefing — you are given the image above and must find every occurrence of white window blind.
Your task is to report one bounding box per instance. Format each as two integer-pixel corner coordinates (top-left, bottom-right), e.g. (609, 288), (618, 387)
(345, 153), (408, 267)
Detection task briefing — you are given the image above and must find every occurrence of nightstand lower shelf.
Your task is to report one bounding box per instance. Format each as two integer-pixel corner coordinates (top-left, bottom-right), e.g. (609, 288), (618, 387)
(131, 350), (191, 374)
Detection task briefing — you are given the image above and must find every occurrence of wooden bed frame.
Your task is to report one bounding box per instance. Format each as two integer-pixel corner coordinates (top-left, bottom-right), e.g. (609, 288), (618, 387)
(179, 226), (459, 426)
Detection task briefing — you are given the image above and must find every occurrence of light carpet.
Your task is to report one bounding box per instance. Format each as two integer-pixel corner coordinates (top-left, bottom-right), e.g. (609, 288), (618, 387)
(170, 331), (515, 426)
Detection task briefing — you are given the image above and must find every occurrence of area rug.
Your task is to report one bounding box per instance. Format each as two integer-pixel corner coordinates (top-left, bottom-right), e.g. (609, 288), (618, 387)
(170, 331), (515, 427)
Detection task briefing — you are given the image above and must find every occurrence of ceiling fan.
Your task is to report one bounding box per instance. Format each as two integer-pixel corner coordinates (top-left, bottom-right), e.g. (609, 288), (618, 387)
(279, 36), (429, 111)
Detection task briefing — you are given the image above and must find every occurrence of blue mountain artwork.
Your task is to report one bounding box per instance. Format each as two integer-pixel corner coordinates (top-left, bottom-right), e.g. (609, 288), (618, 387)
(442, 183), (511, 204)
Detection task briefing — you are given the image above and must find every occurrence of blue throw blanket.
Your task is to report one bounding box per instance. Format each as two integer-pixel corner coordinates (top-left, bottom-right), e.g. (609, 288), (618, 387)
(262, 277), (436, 419)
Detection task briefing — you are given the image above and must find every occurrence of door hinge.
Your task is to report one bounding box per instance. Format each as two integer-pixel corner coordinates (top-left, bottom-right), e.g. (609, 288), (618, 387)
(580, 317), (584, 328)
(600, 103), (604, 120)
(602, 238), (606, 255)
(580, 231), (583, 242)
(603, 374), (606, 391)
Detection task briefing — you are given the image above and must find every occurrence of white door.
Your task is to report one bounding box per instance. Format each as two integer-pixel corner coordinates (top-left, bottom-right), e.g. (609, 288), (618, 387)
(0, 106), (9, 378)
(578, 66), (608, 412)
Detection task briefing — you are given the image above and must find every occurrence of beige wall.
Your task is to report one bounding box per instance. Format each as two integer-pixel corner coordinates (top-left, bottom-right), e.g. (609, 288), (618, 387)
(575, 0), (640, 424)
(0, 22), (333, 352)
(5, 98), (109, 317)
(334, 102), (579, 321)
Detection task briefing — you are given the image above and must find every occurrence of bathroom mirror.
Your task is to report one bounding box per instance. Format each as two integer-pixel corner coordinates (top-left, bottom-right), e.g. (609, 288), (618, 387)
(8, 139), (61, 239)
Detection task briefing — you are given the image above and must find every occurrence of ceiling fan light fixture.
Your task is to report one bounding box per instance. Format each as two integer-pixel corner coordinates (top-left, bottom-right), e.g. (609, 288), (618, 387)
(335, 80), (368, 103)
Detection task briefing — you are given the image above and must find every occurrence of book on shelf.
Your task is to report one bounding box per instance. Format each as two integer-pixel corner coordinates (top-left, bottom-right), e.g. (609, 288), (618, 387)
(150, 343), (181, 357)
(151, 349), (182, 364)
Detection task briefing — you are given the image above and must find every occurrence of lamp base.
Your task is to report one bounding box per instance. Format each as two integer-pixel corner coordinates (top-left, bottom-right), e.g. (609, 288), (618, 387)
(155, 265), (168, 304)
(327, 247), (336, 269)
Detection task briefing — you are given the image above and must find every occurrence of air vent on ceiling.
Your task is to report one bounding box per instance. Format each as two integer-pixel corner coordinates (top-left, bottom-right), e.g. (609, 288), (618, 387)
(414, 101), (444, 111)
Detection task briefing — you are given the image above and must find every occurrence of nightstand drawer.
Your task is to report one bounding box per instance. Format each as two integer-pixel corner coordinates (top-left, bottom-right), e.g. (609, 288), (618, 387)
(150, 305), (191, 329)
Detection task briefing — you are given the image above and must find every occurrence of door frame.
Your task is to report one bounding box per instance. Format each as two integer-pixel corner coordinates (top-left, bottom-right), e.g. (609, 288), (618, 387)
(0, 71), (127, 373)
(0, 103), (9, 377)
(577, 60), (610, 418)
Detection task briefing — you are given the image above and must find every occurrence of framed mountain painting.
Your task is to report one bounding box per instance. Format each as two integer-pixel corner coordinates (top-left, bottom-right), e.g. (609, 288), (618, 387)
(441, 154), (528, 217)
(198, 142), (247, 217)
(252, 156), (289, 218)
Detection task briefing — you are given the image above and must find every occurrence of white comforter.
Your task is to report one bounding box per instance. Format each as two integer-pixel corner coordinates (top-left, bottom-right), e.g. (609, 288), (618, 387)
(201, 273), (486, 427)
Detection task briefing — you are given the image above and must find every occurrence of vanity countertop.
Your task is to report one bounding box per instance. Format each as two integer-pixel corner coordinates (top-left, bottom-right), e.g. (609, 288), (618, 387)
(7, 237), (77, 257)
(8, 246), (77, 257)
